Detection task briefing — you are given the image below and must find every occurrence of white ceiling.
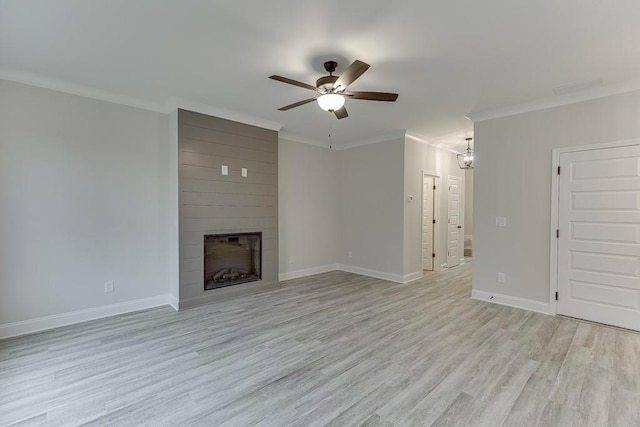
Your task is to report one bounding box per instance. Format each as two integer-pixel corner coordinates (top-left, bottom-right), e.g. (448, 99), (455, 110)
(2, 0), (640, 149)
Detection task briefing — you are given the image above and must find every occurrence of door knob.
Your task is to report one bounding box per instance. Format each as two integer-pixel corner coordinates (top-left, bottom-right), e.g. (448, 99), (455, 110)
(457, 225), (462, 229)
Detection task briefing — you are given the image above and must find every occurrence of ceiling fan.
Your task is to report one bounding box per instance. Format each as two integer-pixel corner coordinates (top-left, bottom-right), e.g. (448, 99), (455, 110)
(269, 60), (399, 119)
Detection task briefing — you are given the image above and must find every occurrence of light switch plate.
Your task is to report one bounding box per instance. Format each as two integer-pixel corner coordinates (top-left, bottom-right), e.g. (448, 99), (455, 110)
(221, 165), (228, 175)
(104, 281), (114, 292)
(242, 168), (247, 177)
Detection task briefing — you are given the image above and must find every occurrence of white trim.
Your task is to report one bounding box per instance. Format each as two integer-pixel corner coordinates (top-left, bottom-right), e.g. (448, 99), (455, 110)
(279, 264), (338, 281)
(471, 290), (551, 315)
(467, 77), (640, 123)
(338, 130), (406, 150)
(446, 174), (463, 269)
(421, 172), (436, 272)
(552, 138), (640, 155)
(405, 130), (436, 146)
(549, 138), (640, 316)
(433, 176), (444, 272)
(337, 264), (405, 283)
(549, 148), (560, 315)
(407, 131), (460, 154)
(168, 294), (180, 311)
(280, 129), (465, 153)
(0, 67), (164, 113)
(0, 294), (174, 339)
(0, 68), (285, 132)
(278, 130), (332, 149)
(165, 97), (283, 131)
(403, 271), (424, 283)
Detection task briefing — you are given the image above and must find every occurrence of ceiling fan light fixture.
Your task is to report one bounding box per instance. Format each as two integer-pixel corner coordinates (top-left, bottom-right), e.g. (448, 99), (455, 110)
(317, 94), (345, 112)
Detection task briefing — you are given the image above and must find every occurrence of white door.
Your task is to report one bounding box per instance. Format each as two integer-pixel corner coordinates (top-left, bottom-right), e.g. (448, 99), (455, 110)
(557, 144), (640, 331)
(422, 175), (435, 271)
(447, 176), (462, 268)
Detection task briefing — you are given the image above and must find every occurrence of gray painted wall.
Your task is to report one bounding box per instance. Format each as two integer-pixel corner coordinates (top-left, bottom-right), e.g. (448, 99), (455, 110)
(0, 79), (172, 324)
(403, 139), (464, 275)
(278, 139), (338, 276)
(403, 138), (437, 276)
(473, 89), (640, 303)
(464, 169), (473, 237)
(338, 139), (405, 276)
(178, 109), (278, 307)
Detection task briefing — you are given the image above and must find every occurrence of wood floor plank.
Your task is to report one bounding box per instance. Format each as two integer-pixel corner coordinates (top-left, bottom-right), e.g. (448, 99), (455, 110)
(1, 263), (639, 426)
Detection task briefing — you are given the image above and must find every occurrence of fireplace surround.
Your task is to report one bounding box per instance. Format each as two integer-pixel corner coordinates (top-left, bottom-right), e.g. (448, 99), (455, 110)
(178, 109), (277, 307)
(204, 232), (262, 290)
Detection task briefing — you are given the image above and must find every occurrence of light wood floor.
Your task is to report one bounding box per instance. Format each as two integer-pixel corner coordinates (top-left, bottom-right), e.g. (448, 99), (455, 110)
(2, 264), (639, 426)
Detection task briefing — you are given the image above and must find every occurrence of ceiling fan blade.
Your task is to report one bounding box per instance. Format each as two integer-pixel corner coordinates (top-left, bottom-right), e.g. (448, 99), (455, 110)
(344, 91), (399, 102)
(277, 97), (318, 111)
(334, 106), (348, 119)
(269, 75), (318, 92)
(334, 60), (370, 90)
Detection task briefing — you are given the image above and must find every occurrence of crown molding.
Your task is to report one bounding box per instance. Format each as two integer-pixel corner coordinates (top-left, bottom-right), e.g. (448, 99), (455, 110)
(406, 130), (462, 154)
(165, 98), (283, 131)
(405, 130), (434, 145)
(338, 130), (407, 150)
(281, 129), (410, 151)
(0, 66), (165, 113)
(0, 66), (284, 132)
(468, 76), (640, 123)
(278, 130), (332, 149)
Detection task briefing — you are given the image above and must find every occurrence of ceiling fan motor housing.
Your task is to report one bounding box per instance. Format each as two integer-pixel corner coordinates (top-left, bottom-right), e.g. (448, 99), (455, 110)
(316, 75), (338, 92)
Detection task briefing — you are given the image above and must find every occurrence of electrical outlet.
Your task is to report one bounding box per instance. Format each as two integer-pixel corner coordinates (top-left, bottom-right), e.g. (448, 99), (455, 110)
(221, 165), (228, 176)
(104, 281), (114, 292)
(497, 273), (506, 283)
(495, 217), (507, 227)
(348, 251), (353, 258)
(241, 168), (248, 177)
(289, 255), (295, 264)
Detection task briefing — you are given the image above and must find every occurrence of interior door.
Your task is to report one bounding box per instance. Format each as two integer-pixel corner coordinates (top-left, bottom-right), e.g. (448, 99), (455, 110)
(422, 175), (435, 271)
(447, 176), (462, 268)
(557, 144), (640, 331)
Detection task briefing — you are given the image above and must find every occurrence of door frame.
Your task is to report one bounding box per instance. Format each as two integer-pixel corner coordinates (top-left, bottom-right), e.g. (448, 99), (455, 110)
(421, 172), (436, 271)
(447, 174), (463, 268)
(421, 170), (442, 271)
(549, 138), (640, 316)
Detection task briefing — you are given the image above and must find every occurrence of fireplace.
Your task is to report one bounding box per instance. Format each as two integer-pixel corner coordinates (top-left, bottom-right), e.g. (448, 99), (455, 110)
(204, 232), (262, 290)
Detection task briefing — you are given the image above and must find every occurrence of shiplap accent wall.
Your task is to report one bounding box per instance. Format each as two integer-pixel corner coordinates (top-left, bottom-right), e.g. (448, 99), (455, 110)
(178, 109), (278, 308)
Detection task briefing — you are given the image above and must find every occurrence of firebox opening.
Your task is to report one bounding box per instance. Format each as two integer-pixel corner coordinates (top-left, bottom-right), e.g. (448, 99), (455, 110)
(204, 232), (262, 290)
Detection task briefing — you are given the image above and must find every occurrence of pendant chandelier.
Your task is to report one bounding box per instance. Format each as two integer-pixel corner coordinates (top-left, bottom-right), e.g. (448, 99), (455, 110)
(457, 137), (474, 169)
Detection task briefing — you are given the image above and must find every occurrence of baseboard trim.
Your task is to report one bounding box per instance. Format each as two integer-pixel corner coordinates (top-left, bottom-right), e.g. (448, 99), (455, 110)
(403, 271), (424, 283)
(337, 264), (405, 283)
(279, 264), (338, 281)
(168, 294), (179, 311)
(471, 289), (551, 315)
(0, 294), (174, 340)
